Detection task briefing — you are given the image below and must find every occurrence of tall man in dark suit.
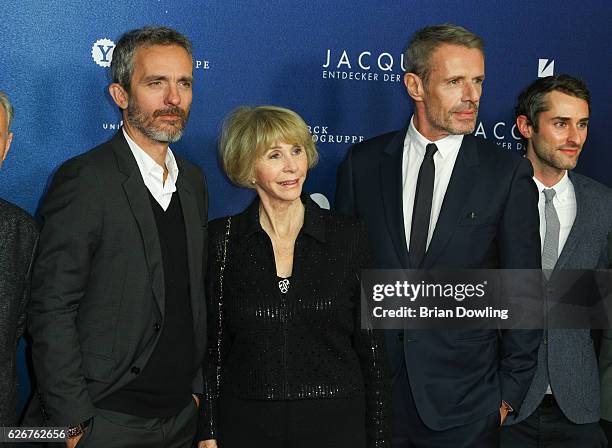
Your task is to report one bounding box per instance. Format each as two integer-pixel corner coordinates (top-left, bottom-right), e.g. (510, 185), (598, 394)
(501, 75), (610, 447)
(0, 90), (38, 426)
(26, 27), (208, 447)
(335, 24), (542, 447)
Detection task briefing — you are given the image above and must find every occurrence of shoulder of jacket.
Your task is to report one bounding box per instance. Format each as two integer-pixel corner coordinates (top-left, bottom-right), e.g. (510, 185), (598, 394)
(469, 135), (527, 172)
(0, 199), (38, 233)
(572, 171), (611, 197)
(348, 129), (402, 157)
(55, 139), (116, 175)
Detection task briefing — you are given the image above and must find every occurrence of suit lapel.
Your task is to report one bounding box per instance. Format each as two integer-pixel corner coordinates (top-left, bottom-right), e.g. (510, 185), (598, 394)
(112, 131), (166, 315)
(176, 166), (202, 330)
(380, 130), (410, 268)
(423, 135), (479, 268)
(380, 129), (410, 269)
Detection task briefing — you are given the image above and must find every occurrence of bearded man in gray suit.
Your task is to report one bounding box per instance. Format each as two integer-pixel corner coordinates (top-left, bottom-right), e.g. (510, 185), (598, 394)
(501, 75), (610, 447)
(0, 90), (38, 426)
(26, 27), (208, 448)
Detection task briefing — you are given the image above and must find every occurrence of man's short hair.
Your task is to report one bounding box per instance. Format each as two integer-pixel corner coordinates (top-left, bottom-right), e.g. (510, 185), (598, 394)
(515, 74), (591, 132)
(111, 26), (192, 91)
(0, 90), (14, 130)
(219, 105), (318, 188)
(404, 24), (484, 84)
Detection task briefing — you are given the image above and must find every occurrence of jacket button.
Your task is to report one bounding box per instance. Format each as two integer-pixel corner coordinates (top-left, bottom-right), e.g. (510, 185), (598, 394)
(131, 366), (141, 375)
(154, 323), (161, 331)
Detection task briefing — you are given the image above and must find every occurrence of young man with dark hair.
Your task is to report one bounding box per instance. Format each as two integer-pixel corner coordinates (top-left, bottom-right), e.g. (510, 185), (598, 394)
(501, 74), (611, 448)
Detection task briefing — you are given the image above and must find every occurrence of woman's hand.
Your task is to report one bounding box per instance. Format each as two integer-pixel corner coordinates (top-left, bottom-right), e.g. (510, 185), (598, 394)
(198, 439), (218, 448)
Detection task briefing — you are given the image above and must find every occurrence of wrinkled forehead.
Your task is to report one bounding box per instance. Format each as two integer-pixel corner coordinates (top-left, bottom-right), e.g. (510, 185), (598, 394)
(429, 44), (484, 72)
(132, 44), (193, 74)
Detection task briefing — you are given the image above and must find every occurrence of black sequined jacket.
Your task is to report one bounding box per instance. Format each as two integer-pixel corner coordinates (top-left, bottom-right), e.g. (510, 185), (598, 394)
(0, 198), (38, 426)
(198, 195), (390, 447)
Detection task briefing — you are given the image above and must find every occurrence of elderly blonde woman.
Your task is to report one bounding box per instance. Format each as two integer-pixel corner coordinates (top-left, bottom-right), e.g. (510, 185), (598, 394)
(197, 106), (389, 448)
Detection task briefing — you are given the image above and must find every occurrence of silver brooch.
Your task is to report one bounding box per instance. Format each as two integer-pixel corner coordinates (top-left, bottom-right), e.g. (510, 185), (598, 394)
(278, 278), (290, 294)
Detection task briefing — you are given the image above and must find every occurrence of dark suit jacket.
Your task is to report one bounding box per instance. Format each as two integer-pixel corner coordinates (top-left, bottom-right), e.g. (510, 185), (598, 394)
(26, 131), (208, 427)
(0, 199), (38, 426)
(335, 129), (542, 431)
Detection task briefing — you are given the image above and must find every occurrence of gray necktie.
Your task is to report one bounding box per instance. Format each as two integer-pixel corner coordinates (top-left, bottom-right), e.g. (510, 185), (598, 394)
(541, 188), (560, 276)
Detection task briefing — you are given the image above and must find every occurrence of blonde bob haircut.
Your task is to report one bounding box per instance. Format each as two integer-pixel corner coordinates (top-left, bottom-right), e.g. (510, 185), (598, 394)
(220, 105), (318, 188)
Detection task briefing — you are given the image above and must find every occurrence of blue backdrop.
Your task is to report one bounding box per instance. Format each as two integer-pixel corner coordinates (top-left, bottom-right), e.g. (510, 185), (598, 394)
(1, 0), (611, 416)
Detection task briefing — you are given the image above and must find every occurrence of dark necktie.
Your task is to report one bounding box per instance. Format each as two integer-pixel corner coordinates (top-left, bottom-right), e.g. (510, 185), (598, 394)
(409, 143), (438, 268)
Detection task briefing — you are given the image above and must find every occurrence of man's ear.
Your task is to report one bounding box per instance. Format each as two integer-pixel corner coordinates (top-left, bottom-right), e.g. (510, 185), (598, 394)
(1, 132), (13, 163)
(404, 72), (425, 102)
(109, 83), (129, 110)
(516, 115), (534, 139)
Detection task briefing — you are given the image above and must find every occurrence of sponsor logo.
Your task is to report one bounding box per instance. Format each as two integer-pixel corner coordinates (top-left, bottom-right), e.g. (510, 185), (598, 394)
(321, 49), (405, 83)
(91, 37), (210, 73)
(474, 121), (524, 151)
(308, 124), (365, 145)
(102, 120), (123, 131)
(195, 59), (211, 70)
(92, 38), (115, 67)
(538, 58), (554, 77)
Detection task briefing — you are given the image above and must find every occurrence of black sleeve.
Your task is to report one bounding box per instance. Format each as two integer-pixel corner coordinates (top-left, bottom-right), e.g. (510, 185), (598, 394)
(27, 159), (101, 426)
(197, 218), (232, 441)
(335, 146), (357, 216)
(351, 221), (391, 448)
(17, 230), (38, 341)
(497, 157), (542, 412)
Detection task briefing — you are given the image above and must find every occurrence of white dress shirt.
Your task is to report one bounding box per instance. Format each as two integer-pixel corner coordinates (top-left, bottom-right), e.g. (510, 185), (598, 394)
(123, 128), (179, 211)
(533, 171), (576, 395)
(402, 116), (463, 252)
(533, 172), (576, 261)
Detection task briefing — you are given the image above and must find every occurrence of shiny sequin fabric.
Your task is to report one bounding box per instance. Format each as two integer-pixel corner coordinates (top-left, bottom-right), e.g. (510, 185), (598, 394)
(201, 196), (390, 447)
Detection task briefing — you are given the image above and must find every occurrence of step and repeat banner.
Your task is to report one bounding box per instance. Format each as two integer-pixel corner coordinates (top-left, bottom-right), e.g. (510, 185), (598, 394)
(1, 0), (611, 415)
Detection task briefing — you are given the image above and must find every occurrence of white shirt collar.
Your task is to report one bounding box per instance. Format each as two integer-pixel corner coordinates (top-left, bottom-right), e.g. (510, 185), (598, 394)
(406, 116), (464, 159)
(533, 171), (571, 198)
(122, 127), (179, 186)
(122, 127), (179, 211)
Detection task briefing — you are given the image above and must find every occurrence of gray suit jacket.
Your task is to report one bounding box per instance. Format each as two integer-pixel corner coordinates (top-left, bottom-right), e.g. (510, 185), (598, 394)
(0, 198), (38, 426)
(507, 171), (612, 425)
(25, 131), (208, 427)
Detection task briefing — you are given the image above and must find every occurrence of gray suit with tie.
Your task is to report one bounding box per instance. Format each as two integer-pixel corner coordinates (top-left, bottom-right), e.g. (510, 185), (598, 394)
(506, 171), (612, 426)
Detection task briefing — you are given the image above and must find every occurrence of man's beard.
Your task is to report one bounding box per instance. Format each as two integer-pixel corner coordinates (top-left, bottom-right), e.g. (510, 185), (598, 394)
(425, 102), (479, 136)
(127, 98), (189, 143)
(534, 142), (581, 171)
